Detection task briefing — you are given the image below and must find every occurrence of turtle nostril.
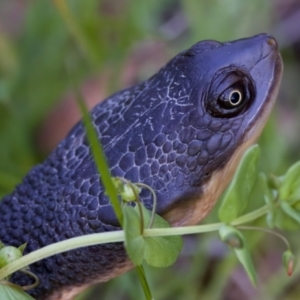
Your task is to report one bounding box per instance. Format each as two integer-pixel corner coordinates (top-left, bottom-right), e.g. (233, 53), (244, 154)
(266, 37), (278, 49)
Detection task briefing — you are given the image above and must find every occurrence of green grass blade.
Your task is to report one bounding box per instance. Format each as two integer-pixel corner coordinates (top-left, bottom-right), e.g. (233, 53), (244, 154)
(75, 93), (123, 225)
(53, 0), (100, 66)
(136, 265), (153, 300)
(75, 93), (153, 298)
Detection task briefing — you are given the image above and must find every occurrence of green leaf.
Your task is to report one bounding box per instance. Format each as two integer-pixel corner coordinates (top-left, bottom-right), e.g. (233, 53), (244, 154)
(259, 173), (274, 206)
(280, 202), (300, 225)
(141, 205), (183, 268)
(123, 205), (145, 266)
(0, 247), (23, 269)
(271, 169), (300, 231)
(0, 283), (35, 300)
(18, 244), (27, 255)
(219, 225), (257, 286)
(273, 208), (300, 231)
(279, 161), (300, 204)
(234, 241), (257, 286)
(218, 145), (260, 223)
(123, 203), (183, 268)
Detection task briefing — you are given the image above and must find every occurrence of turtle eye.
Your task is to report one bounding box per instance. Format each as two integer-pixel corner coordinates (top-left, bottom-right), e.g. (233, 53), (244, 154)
(206, 68), (255, 118)
(218, 82), (246, 109)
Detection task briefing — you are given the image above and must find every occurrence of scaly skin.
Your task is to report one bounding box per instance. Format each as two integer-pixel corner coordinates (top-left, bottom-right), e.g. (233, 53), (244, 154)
(0, 34), (282, 299)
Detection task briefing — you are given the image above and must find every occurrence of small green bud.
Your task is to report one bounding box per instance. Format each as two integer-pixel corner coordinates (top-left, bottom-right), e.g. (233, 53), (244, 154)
(120, 183), (141, 202)
(219, 225), (244, 249)
(283, 250), (296, 276)
(0, 246), (23, 268)
(223, 233), (244, 248)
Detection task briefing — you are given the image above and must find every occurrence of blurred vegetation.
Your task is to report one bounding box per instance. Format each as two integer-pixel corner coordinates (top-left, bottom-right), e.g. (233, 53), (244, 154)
(1, 0), (300, 299)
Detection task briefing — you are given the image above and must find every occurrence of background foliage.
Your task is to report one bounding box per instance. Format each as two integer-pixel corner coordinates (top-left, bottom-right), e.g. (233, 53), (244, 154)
(1, 0), (300, 299)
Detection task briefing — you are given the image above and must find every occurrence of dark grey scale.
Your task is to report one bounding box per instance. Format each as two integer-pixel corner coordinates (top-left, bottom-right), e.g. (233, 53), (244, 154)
(187, 140), (203, 156)
(155, 148), (163, 159)
(179, 127), (196, 144)
(0, 34), (283, 299)
(146, 143), (156, 158)
(176, 155), (186, 167)
(139, 164), (151, 180)
(158, 155), (167, 164)
(167, 152), (176, 163)
(134, 147), (146, 166)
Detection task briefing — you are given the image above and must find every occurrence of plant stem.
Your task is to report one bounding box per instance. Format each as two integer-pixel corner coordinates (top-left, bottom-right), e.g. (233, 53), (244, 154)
(231, 204), (269, 226)
(134, 192), (144, 235)
(143, 223), (223, 237)
(136, 183), (157, 229)
(19, 269), (40, 291)
(237, 225), (291, 249)
(0, 231), (125, 281)
(0, 204), (270, 281)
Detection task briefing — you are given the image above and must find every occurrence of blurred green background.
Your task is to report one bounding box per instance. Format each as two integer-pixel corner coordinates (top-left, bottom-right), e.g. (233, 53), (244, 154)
(1, 0), (300, 299)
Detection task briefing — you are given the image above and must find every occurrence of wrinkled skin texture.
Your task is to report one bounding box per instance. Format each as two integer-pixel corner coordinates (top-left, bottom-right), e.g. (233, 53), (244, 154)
(0, 34), (282, 299)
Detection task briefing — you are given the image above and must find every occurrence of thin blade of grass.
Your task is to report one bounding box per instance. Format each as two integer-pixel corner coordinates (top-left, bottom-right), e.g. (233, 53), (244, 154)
(76, 92), (155, 298)
(53, 0), (100, 66)
(75, 93), (155, 299)
(74, 92), (123, 225)
(136, 265), (153, 300)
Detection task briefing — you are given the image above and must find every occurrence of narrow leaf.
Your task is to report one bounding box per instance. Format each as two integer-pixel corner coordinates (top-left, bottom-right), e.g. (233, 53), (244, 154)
(273, 208), (300, 231)
(219, 225), (257, 286)
(259, 173), (274, 205)
(18, 243), (27, 255)
(280, 202), (300, 225)
(219, 145), (260, 223)
(279, 161), (300, 204)
(234, 245), (257, 286)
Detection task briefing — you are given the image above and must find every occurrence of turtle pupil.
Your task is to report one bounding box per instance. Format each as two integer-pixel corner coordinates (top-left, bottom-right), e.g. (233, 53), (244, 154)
(230, 91), (241, 105)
